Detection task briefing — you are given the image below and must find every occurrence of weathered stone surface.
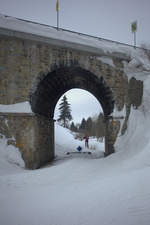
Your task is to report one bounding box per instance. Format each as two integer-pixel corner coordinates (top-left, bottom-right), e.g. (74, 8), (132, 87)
(0, 113), (54, 169)
(128, 77), (143, 108)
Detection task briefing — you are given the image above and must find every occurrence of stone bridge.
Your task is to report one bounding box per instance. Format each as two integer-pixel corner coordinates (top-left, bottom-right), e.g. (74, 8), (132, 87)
(0, 15), (143, 169)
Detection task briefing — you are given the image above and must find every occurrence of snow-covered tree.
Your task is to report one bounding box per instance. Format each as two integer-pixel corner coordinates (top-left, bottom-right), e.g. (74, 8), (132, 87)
(57, 95), (73, 128)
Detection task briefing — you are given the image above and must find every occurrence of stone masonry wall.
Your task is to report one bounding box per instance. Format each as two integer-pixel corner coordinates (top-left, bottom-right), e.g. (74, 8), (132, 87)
(0, 33), (144, 166)
(0, 113), (55, 169)
(0, 35), (137, 107)
(0, 35), (143, 112)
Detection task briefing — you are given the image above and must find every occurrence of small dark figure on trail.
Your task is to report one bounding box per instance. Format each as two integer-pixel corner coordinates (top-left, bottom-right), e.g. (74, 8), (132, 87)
(84, 135), (89, 148)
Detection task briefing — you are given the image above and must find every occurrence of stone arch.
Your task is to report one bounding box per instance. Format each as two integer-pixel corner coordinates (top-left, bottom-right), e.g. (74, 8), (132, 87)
(30, 66), (114, 118)
(29, 66), (115, 160)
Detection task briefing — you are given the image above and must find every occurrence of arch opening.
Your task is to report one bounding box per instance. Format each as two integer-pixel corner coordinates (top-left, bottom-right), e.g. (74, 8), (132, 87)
(54, 88), (105, 158)
(30, 66), (114, 118)
(54, 88), (103, 124)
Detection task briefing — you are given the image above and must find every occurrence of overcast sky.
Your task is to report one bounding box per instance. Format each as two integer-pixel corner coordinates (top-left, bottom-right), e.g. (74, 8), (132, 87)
(54, 89), (101, 124)
(1, 0), (150, 45)
(1, 0), (150, 123)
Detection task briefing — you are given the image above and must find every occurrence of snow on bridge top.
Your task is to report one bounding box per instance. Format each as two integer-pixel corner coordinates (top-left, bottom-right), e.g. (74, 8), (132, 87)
(0, 13), (139, 59)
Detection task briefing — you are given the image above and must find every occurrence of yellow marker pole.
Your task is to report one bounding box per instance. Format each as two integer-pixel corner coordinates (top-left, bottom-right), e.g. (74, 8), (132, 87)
(131, 21), (137, 48)
(56, 0), (59, 30)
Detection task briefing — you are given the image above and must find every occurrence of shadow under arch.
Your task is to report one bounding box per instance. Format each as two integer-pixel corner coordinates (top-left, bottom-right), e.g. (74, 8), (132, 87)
(30, 66), (114, 118)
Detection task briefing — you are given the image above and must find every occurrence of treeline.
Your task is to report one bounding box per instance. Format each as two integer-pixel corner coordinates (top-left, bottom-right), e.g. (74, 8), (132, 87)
(70, 113), (105, 139)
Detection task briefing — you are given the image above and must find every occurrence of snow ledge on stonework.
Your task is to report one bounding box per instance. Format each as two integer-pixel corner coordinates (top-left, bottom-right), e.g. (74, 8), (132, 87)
(0, 13), (143, 57)
(0, 101), (32, 113)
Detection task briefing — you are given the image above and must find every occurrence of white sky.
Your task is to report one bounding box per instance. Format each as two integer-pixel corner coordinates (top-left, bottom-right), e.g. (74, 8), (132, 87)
(54, 89), (102, 124)
(1, 0), (150, 122)
(0, 0), (150, 45)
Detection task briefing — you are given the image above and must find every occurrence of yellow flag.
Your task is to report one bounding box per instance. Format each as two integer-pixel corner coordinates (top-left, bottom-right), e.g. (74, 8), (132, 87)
(56, 0), (59, 11)
(131, 21), (137, 32)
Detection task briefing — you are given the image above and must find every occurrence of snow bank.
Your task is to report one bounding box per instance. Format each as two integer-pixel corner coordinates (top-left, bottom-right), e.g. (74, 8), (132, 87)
(114, 72), (150, 166)
(0, 135), (25, 175)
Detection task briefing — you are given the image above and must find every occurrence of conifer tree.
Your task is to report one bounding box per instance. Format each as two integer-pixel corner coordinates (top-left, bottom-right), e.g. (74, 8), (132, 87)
(70, 122), (78, 132)
(86, 117), (93, 135)
(79, 118), (86, 132)
(57, 95), (73, 128)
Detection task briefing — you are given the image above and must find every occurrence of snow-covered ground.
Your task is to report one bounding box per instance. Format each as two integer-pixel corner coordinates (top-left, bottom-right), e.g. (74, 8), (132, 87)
(1, 14), (150, 225)
(55, 124), (104, 160)
(1, 108), (150, 225)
